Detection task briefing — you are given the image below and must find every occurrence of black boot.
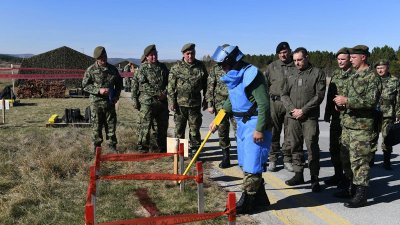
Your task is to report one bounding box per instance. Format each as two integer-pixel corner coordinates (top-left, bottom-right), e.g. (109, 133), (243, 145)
(285, 172), (305, 186)
(334, 182), (355, 198)
(369, 152), (376, 167)
(236, 192), (256, 214)
(255, 179), (270, 207)
(344, 185), (368, 208)
(324, 166), (344, 186)
(311, 175), (321, 192)
(383, 151), (392, 170)
(219, 148), (231, 168)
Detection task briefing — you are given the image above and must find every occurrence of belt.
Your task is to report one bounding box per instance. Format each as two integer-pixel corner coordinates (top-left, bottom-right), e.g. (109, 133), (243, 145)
(271, 95), (281, 101)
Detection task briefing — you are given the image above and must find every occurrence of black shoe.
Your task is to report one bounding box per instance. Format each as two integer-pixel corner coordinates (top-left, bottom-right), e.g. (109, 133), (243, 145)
(285, 172), (305, 186)
(334, 182), (355, 198)
(255, 179), (270, 207)
(219, 148), (231, 168)
(344, 185), (368, 208)
(324, 174), (344, 186)
(236, 192), (256, 214)
(383, 151), (392, 170)
(311, 176), (321, 193)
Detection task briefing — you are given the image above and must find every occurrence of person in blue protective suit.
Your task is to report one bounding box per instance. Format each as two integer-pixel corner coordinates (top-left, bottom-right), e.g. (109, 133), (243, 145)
(209, 45), (272, 214)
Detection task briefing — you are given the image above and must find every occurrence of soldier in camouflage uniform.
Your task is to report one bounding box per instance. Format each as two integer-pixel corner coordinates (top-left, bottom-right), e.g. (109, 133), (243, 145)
(373, 59), (399, 170)
(205, 63), (237, 168)
(123, 62), (133, 92)
(167, 43), (208, 156)
(131, 44), (169, 153)
(334, 45), (382, 208)
(324, 47), (353, 187)
(82, 46), (123, 152)
(264, 42), (295, 172)
(281, 47), (326, 193)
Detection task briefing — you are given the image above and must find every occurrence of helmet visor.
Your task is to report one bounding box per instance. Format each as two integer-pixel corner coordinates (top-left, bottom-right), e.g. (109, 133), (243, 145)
(211, 46), (229, 63)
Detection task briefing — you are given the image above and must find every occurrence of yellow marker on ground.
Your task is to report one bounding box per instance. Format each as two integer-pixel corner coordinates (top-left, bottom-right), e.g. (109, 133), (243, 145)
(181, 109), (226, 178)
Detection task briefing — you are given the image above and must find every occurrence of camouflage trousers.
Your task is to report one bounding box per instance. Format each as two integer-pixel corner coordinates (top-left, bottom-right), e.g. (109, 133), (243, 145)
(137, 101), (169, 152)
(341, 127), (376, 186)
(90, 103), (117, 147)
(329, 117), (343, 170)
(287, 118), (320, 175)
(376, 117), (394, 153)
(243, 172), (262, 194)
(215, 106), (237, 150)
(269, 100), (291, 163)
(174, 106), (202, 149)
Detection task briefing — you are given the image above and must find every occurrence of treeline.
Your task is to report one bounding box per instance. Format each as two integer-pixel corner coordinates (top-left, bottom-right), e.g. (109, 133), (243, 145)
(0, 54), (23, 64)
(200, 45), (400, 77)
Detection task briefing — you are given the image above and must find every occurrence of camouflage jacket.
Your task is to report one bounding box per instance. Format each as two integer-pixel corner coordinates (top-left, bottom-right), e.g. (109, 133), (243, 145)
(379, 73), (400, 118)
(281, 64), (326, 120)
(131, 61), (169, 105)
(264, 59), (295, 97)
(82, 62), (123, 104)
(167, 59), (208, 107)
(324, 68), (353, 121)
(342, 67), (382, 130)
(205, 64), (228, 110)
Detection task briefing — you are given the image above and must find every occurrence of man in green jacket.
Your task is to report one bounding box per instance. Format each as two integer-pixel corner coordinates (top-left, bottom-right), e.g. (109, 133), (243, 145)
(82, 46), (123, 153)
(281, 47), (326, 192)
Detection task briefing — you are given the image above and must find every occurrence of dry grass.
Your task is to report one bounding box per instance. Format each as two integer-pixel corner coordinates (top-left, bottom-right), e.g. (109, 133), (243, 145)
(0, 95), (255, 224)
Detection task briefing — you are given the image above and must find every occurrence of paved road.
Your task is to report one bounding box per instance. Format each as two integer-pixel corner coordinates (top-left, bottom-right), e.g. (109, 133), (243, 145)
(191, 97), (400, 225)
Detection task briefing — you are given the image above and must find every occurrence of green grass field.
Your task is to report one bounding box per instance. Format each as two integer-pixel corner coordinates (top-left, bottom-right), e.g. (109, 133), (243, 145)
(0, 94), (255, 225)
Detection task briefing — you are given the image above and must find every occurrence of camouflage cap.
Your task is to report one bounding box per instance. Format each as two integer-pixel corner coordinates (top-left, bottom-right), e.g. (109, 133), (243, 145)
(93, 46), (106, 59)
(335, 47), (350, 57)
(181, 43), (195, 53)
(349, 45), (370, 56)
(276, 42), (290, 53)
(141, 44), (156, 62)
(374, 59), (390, 68)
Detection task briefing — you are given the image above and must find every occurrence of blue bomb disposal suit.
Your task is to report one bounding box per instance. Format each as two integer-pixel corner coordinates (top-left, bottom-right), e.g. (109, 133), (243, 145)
(221, 65), (272, 174)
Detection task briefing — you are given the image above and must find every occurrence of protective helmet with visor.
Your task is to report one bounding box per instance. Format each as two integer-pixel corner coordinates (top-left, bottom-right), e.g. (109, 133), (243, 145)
(212, 45), (244, 66)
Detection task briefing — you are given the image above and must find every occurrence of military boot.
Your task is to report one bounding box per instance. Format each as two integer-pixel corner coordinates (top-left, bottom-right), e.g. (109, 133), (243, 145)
(267, 161), (277, 172)
(344, 185), (368, 208)
(334, 181), (355, 198)
(285, 172), (305, 186)
(324, 166), (344, 186)
(219, 148), (231, 168)
(383, 151), (392, 170)
(109, 144), (117, 153)
(236, 192), (256, 214)
(369, 152), (376, 167)
(311, 175), (321, 193)
(255, 179), (270, 207)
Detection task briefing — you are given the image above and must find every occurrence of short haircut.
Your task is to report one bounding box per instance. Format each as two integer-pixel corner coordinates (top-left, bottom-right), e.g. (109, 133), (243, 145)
(293, 47), (308, 57)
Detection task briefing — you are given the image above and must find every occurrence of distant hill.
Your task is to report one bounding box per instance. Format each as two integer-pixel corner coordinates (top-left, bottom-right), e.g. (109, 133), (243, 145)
(1, 53), (34, 58)
(108, 58), (141, 66)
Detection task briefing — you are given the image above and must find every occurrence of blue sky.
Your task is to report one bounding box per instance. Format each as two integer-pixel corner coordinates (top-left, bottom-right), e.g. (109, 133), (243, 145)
(1, 0), (399, 60)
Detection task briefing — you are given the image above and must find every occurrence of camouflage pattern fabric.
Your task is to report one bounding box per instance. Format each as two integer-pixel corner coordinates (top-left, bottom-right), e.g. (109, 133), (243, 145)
(205, 64), (237, 150)
(242, 172), (262, 194)
(134, 62), (169, 152)
(167, 59), (208, 108)
(340, 127), (353, 181)
(324, 69), (353, 172)
(82, 62), (123, 147)
(264, 59), (295, 163)
(168, 59), (208, 149)
(341, 67), (381, 186)
(174, 106), (202, 149)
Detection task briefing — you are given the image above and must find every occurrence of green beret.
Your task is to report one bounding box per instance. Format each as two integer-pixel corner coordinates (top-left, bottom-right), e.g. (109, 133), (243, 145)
(93, 46), (106, 59)
(335, 47), (349, 57)
(374, 59), (390, 68)
(181, 43), (195, 53)
(349, 45), (370, 56)
(141, 44), (156, 62)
